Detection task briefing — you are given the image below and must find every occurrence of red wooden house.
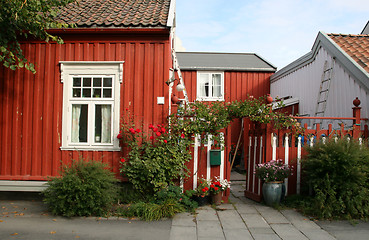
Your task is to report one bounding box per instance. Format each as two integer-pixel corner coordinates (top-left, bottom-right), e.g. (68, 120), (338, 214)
(175, 52), (276, 193)
(0, 0), (175, 191)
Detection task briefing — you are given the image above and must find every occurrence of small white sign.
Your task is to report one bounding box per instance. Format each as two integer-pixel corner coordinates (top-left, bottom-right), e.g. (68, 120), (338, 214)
(157, 97), (165, 105)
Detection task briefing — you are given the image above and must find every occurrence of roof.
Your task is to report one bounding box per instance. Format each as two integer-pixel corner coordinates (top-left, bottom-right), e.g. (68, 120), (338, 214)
(271, 31), (369, 91)
(54, 0), (173, 28)
(176, 52), (276, 72)
(328, 33), (369, 73)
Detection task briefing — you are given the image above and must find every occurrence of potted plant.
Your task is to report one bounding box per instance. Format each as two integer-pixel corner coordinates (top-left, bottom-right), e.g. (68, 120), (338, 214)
(255, 159), (291, 206)
(192, 178), (210, 206)
(209, 177), (230, 205)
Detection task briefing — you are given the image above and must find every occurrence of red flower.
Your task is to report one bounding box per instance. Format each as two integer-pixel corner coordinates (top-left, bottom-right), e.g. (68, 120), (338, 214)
(156, 132), (161, 137)
(202, 188), (207, 192)
(150, 136), (154, 140)
(214, 187), (219, 191)
(136, 129), (141, 133)
(117, 133), (123, 139)
(161, 127), (166, 133)
(180, 133), (185, 139)
(129, 128), (136, 134)
(215, 182), (221, 186)
(149, 124), (154, 129)
(120, 158), (126, 163)
(153, 127), (158, 132)
(210, 184), (215, 188)
(164, 140), (168, 143)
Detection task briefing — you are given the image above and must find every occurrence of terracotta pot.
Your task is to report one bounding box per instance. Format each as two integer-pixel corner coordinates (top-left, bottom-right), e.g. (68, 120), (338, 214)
(211, 192), (222, 205)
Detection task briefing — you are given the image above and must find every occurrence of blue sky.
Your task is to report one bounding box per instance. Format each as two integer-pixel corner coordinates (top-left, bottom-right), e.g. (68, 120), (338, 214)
(175, 0), (368, 70)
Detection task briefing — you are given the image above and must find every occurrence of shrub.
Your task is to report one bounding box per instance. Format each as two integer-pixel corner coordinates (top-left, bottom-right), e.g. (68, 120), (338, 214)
(155, 185), (198, 211)
(43, 159), (118, 217)
(302, 139), (369, 219)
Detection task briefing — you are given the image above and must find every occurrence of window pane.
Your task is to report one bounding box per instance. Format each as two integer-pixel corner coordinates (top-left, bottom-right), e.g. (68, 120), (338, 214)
(82, 89), (91, 98)
(104, 78), (112, 87)
(83, 78), (92, 87)
(73, 78), (81, 87)
(199, 74), (210, 97)
(103, 89), (112, 98)
(212, 74), (222, 86)
(93, 78), (102, 87)
(93, 88), (101, 98)
(73, 88), (81, 98)
(71, 104), (88, 143)
(213, 85), (221, 97)
(95, 105), (111, 143)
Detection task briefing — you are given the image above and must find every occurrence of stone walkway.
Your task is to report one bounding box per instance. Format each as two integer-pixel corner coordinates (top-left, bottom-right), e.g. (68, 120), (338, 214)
(170, 179), (336, 240)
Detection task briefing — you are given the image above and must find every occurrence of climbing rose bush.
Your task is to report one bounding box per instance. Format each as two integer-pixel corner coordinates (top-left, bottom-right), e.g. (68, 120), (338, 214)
(118, 114), (191, 195)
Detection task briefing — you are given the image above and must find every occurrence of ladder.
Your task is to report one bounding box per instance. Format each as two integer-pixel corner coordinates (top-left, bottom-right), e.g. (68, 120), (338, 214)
(171, 49), (190, 105)
(314, 60), (335, 125)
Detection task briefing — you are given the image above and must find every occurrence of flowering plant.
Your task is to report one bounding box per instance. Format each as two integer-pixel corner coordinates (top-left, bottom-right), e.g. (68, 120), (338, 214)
(255, 159), (291, 182)
(118, 109), (192, 195)
(209, 177), (230, 194)
(195, 178), (210, 197)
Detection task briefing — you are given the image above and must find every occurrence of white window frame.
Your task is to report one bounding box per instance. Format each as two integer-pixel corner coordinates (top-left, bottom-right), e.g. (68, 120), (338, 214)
(196, 71), (224, 101)
(60, 61), (123, 151)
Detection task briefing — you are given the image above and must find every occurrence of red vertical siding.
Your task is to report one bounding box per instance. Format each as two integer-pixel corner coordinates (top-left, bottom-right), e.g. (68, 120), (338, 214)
(0, 32), (171, 180)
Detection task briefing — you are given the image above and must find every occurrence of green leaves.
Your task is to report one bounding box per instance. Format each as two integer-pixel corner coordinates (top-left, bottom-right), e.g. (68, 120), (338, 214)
(0, 0), (75, 73)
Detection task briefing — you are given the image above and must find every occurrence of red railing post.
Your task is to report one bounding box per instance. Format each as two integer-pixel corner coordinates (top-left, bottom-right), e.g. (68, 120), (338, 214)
(353, 97), (361, 139)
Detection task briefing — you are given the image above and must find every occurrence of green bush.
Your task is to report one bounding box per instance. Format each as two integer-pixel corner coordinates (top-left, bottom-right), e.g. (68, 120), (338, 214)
(155, 185), (198, 211)
(302, 139), (369, 219)
(43, 160), (118, 217)
(117, 199), (185, 221)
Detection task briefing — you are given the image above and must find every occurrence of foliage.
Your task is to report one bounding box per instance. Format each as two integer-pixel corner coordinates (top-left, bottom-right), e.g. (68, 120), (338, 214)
(169, 96), (303, 148)
(302, 139), (369, 219)
(155, 185), (198, 212)
(255, 159), (291, 182)
(0, 0), (75, 73)
(209, 176), (230, 194)
(119, 111), (192, 196)
(116, 198), (185, 221)
(194, 177), (210, 197)
(43, 159), (118, 217)
(117, 182), (147, 204)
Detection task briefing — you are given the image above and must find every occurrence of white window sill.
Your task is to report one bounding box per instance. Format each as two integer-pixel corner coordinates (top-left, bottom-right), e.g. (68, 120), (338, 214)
(60, 146), (121, 151)
(196, 98), (225, 102)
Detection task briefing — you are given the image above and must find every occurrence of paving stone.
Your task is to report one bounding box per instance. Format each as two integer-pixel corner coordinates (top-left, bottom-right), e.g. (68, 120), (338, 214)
(301, 229), (337, 240)
(271, 223), (308, 240)
(223, 228), (253, 240)
(196, 208), (218, 221)
(281, 210), (321, 230)
(217, 210), (246, 230)
(252, 233), (281, 240)
(172, 212), (196, 227)
(169, 226), (197, 240)
(216, 203), (235, 210)
(234, 203), (259, 214)
(249, 227), (275, 234)
(197, 220), (225, 239)
(240, 213), (270, 228)
(259, 209), (290, 224)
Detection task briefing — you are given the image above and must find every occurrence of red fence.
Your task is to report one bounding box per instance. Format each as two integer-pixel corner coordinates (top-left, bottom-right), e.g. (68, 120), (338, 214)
(244, 101), (368, 202)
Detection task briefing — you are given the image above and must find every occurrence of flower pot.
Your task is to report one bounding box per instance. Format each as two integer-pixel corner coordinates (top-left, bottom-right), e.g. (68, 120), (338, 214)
(262, 182), (283, 206)
(211, 192), (222, 205)
(192, 196), (209, 206)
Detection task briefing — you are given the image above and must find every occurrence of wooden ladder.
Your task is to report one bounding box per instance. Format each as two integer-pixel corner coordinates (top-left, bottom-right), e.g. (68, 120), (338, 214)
(314, 60), (334, 125)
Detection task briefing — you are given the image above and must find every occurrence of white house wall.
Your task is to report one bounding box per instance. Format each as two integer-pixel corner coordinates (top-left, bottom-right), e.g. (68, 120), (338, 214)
(271, 47), (369, 129)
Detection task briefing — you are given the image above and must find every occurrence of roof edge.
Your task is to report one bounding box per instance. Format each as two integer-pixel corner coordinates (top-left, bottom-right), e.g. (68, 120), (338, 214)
(270, 31), (369, 92)
(167, 0), (175, 27)
(179, 67), (276, 72)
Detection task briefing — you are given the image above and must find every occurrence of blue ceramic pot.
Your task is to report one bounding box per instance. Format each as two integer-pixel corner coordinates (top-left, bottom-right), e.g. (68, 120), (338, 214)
(262, 182), (283, 206)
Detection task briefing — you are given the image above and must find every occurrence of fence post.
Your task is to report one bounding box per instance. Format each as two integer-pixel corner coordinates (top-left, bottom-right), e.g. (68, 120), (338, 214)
(353, 97), (361, 139)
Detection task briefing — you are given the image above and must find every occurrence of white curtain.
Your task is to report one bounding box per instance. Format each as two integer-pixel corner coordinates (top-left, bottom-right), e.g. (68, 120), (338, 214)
(199, 74), (209, 97)
(212, 74), (221, 97)
(71, 105), (81, 142)
(101, 105), (112, 143)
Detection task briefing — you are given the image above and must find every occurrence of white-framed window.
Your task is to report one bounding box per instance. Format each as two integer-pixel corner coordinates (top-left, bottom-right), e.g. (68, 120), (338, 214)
(60, 61), (123, 151)
(196, 71), (224, 101)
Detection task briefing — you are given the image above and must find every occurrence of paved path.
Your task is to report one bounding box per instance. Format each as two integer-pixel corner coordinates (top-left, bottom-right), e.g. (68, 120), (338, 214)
(170, 181), (337, 240)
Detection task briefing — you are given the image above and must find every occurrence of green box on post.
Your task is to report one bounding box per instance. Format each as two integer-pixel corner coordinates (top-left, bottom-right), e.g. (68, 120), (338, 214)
(209, 149), (222, 166)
